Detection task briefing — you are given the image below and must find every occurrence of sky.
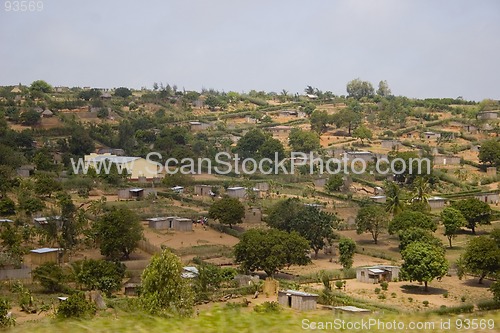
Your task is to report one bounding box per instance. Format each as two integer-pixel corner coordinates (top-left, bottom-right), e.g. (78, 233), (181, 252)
(1, 0), (499, 101)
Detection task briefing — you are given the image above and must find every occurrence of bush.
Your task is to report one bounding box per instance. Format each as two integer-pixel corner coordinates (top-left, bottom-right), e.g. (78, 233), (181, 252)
(374, 288), (381, 294)
(461, 296), (467, 303)
(477, 300), (500, 311)
(32, 262), (66, 293)
(408, 297), (413, 303)
(334, 280), (344, 290)
(433, 304), (474, 315)
(380, 281), (389, 291)
(378, 294), (386, 300)
(72, 259), (126, 297)
(443, 291), (448, 298)
(254, 301), (281, 313)
(57, 293), (96, 319)
(0, 298), (15, 327)
(391, 292), (397, 298)
(423, 300), (429, 307)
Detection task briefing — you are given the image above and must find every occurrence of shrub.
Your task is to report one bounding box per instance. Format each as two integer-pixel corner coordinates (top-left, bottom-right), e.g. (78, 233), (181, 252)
(408, 297), (413, 303)
(443, 291), (448, 298)
(72, 259), (126, 297)
(335, 280), (344, 290)
(380, 281), (389, 291)
(378, 294), (386, 300)
(254, 301), (281, 313)
(374, 287), (381, 294)
(477, 300), (500, 311)
(0, 298), (15, 327)
(423, 300), (429, 307)
(56, 293), (96, 319)
(433, 304), (474, 315)
(391, 292), (397, 298)
(461, 296), (467, 303)
(32, 262), (66, 293)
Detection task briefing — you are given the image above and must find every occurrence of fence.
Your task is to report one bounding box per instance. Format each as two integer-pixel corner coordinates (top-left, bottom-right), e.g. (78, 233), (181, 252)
(137, 239), (162, 255)
(0, 265), (31, 280)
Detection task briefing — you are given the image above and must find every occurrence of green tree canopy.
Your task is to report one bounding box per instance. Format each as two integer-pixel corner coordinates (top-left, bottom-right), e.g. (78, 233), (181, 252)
(461, 236), (500, 283)
(398, 227), (443, 251)
(234, 229), (310, 277)
(400, 241), (449, 291)
(440, 207), (466, 248)
(338, 238), (356, 269)
(324, 174), (344, 193)
(355, 205), (389, 244)
(114, 87), (132, 98)
(346, 78), (374, 99)
(478, 139), (500, 167)
(352, 125), (372, 144)
(388, 210), (437, 235)
(93, 207), (143, 260)
(140, 249), (194, 317)
(208, 196), (245, 228)
(451, 198), (492, 234)
(72, 259), (126, 297)
(288, 128), (320, 152)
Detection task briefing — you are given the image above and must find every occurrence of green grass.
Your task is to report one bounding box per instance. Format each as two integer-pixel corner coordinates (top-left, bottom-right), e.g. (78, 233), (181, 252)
(10, 307), (500, 332)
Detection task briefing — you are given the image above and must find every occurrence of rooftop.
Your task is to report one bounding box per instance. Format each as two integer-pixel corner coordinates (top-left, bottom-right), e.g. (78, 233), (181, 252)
(282, 290), (318, 297)
(30, 247), (61, 254)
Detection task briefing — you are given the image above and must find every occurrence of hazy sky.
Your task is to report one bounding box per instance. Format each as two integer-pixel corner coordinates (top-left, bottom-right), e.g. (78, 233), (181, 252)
(1, 0), (499, 100)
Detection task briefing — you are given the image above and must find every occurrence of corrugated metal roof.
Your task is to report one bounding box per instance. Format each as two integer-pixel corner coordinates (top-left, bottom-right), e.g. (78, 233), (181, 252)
(30, 247), (61, 254)
(283, 290), (318, 297)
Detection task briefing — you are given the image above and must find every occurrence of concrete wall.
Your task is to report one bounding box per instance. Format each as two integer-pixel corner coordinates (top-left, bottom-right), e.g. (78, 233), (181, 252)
(226, 188), (246, 198)
(244, 208), (262, 223)
(474, 193), (499, 204)
(0, 266), (31, 280)
(434, 155), (461, 165)
(428, 199), (445, 209)
(194, 185), (212, 196)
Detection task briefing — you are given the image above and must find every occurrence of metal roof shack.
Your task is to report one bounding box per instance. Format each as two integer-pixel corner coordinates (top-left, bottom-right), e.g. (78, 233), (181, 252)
(278, 290), (318, 310)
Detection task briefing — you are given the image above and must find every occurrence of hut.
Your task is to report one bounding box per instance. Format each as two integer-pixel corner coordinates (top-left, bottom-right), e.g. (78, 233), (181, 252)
(433, 155), (461, 166)
(124, 277), (141, 296)
(477, 111), (498, 120)
(30, 248), (63, 266)
(147, 217), (176, 230)
(244, 207), (262, 223)
(313, 178), (327, 187)
(189, 121), (211, 132)
(381, 140), (402, 150)
(462, 125), (478, 134)
(356, 265), (400, 284)
(428, 196), (446, 209)
(345, 151), (374, 163)
(278, 290), (318, 310)
(423, 131), (441, 140)
(172, 218), (193, 232)
(226, 186), (246, 199)
(474, 193), (499, 204)
(118, 188), (156, 200)
(194, 185), (214, 197)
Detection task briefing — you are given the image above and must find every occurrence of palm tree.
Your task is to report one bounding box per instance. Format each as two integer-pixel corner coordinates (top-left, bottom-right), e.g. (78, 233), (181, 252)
(411, 177), (431, 204)
(385, 181), (404, 216)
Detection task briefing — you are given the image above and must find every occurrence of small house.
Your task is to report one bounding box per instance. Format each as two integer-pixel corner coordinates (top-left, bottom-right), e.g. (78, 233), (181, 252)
(345, 151), (374, 163)
(30, 248), (64, 266)
(381, 140), (402, 150)
(254, 182), (269, 192)
(278, 290), (318, 310)
(244, 207), (262, 223)
(147, 217), (175, 230)
(477, 111), (498, 120)
(16, 165), (35, 178)
(10, 86), (22, 94)
(118, 188), (156, 200)
(486, 167), (497, 176)
(124, 277), (141, 296)
(33, 216), (62, 228)
(226, 186), (246, 199)
(171, 186), (184, 194)
(189, 121), (211, 132)
(433, 155), (461, 166)
(313, 178), (327, 187)
(370, 195), (387, 204)
(234, 274), (260, 287)
(172, 218), (193, 231)
(267, 125), (292, 134)
(0, 219), (13, 224)
(462, 125), (478, 134)
(41, 109), (53, 118)
(403, 130), (420, 139)
(474, 193), (499, 204)
(471, 145), (481, 153)
(279, 110), (298, 117)
(101, 92), (112, 99)
(356, 265), (400, 284)
(428, 196), (446, 209)
(194, 185), (214, 197)
(423, 131), (441, 140)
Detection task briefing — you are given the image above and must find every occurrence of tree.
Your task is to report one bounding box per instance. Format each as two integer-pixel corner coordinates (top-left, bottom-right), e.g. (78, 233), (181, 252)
(376, 80), (392, 97)
(352, 125), (372, 144)
(440, 207), (466, 248)
(461, 236), (500, 283)
(398, 227), (443, 251)
(479, 139), (500, 167)
(72, 259), (126, 297)
(235, 129), (267, 158)
(114, 87), (132, 98)
(30, 80), (52, 94)
(20, 109), (41, 126)
(140, 249), (194, 316)
(410, 177), (431, 207)
(324, 174), (343, 193)
(0, 198), (15, 215)
(57, 292), (96, 319)
(0, 298), (15, 327)
(259, 137), (285, 160)
(93, 207), (143, 260)
(288, 206), (338, 258)
(208, 196), (245, 229)
(355, 205), (389, 244)
(32, 262), (66, 292)
(34, 150), (55, 171)
(266, 198), (304, 231)
(338, 238), (356, 269)
(234, 229), (310, 277)
(346, 78), (374, 99)
(310, 110), (331, 134)
(451, 198), (492, 234)
(490, 277), (500, 303)
(331, 108), (361, 135)
(34, 173), (62, 198)
(388, 210), (437, 235)
(288, 128), (320, 152)
(400, 242), (448, 291)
